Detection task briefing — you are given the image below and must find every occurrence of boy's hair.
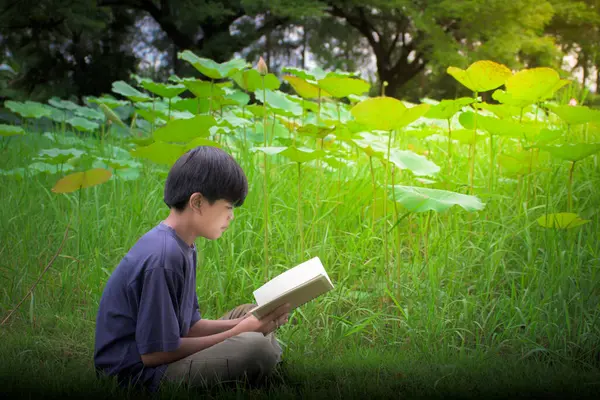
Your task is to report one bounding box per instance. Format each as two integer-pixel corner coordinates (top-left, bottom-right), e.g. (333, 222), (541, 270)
(164, 146), (248, 211)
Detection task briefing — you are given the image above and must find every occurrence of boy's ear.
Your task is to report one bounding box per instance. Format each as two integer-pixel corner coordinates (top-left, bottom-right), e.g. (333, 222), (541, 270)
(189, 193), (204, 211)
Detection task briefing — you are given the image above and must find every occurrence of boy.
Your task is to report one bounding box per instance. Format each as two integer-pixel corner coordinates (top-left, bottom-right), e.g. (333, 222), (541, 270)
(94, 146), (290, 392)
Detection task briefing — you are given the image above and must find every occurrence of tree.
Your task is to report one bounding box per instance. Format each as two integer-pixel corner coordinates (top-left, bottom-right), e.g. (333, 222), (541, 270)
(96, 0), (292, 72)
(318, 0), (561, 98)
(0, 0), (138, 102)
(545, 0), (600, 93)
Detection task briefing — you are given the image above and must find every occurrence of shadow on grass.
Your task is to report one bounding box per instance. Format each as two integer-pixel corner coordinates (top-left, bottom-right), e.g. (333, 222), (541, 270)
(2, 347), (600, 400)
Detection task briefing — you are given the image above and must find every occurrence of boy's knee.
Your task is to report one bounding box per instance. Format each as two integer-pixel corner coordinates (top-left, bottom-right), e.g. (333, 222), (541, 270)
(237, 332), (280, 374)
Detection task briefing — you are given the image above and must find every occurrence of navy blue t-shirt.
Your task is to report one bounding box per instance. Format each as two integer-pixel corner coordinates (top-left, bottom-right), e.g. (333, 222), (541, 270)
(94, 222), (201, 392)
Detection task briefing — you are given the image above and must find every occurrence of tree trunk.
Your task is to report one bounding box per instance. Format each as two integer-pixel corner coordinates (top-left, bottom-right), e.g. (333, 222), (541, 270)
(327, 5), (426, 98)
(302, 24), (307, 69)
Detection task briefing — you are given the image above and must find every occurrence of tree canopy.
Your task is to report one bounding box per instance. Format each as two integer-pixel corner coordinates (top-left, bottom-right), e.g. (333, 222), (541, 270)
(0, 0), (598, 102)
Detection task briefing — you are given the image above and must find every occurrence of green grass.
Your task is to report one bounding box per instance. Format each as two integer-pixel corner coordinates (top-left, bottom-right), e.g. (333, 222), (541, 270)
(1, 125), (599, 399)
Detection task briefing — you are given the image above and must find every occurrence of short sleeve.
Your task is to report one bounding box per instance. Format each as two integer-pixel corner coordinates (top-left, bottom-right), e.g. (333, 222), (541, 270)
(190, 292), (202, 328)
(134, 268), (182, 355)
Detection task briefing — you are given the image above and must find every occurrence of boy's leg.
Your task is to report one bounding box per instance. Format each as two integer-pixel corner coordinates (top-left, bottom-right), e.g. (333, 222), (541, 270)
(162, 331), (279, 388)
(218, 303), (256, 320)
(162, 304), (283, 389)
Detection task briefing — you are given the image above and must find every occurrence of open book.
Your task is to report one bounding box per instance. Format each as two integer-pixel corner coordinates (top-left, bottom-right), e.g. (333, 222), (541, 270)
(250, 257), (334, 319)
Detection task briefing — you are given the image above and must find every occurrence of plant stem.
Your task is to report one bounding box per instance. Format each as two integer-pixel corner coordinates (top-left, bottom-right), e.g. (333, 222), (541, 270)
(447, 118), (452, 172)
(315, 88), (323, 209)
(77, 188), (82, 262)
(297, 162), (303, 261)
(209, 80), (214, 115)
(391, 166), (401, 290)
(369, 156), (376, 227)
(470, 92), (479, 194)
(568, 161), (576, 212)
(261, 75), (269, 276)
(383, 129), (393, 280)
(424, 211), (432, 265)
(489, 134), (494, 191)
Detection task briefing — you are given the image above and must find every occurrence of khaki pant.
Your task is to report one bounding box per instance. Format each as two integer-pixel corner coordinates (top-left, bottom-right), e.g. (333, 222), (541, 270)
(162, 304), (282, 388)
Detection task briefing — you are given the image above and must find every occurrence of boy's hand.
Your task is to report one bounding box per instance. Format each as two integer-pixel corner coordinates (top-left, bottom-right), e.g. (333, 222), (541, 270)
(234, 303), (290, 335)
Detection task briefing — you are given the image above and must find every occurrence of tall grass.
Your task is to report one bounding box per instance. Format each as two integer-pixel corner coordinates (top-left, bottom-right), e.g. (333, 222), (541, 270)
(1, 122), (599, 398)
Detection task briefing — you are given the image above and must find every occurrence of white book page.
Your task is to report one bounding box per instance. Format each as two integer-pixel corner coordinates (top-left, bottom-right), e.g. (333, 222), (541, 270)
(253, 257), (330, 305)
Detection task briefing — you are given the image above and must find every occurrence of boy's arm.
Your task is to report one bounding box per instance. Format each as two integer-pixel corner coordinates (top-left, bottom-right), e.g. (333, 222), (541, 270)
(141, 304), (290, 367)
(185, 318), (243, 337)
(141, 327), (241, 367)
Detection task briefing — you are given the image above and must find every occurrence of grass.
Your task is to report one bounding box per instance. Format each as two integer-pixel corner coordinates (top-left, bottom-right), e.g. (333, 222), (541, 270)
(1, 122), (599, 399)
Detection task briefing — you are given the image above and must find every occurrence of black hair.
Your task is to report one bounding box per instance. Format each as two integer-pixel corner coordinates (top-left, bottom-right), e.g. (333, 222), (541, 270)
(164, 146), (248, 211)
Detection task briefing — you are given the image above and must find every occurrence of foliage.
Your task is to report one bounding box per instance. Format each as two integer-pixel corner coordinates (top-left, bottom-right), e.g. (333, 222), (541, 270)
(1, 53), (599, 399)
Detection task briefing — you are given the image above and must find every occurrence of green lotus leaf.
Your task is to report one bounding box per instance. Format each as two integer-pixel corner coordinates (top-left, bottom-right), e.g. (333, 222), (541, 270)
(130, 141), (187, 165)
(254, 89), (303, 117)
(74, 107), (105, 121)
(29, 162), (74, 174)
(222, 88), (250, 106)
(449, 129), (481, 145)
(48, 98), (79, 111)
(281, 66), (327, 81)
(5, 100), (52, 119)
(296, 123), (336, 139)
(385, 149), (440, 177)
(185, 137), (222, 150)
(390, 185), (485, 212)
(177, 78), (225, 98)
(547, 105), (600, 125)
(0, 124), (24, 136)
(86, 96), (129, 109)
(425, 97), (475, 120)
(140, 80), (187, 99)
(178, 50), (249, 79)
(134, 108), (165, 125)
(459, 111), (538, 138)
(537, 143), (600, 162)
(352, 132), (389, 156)
(67, 117), (99, 132)
(531, 129), (563, 145)
(251, 146), (287, 156)
(252, 146), (325, 163)
(477, 102), (523, 119)
(37, 148), (85, 164)
(232, 69), (280, 92)
(153, 115), (216, 142)
(396, 104), (430, 128)
(218, 112), (252, 128)
(0, 167), (26, 179)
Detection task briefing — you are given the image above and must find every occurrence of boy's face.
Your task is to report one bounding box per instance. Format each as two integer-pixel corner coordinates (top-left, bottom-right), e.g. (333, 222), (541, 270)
(194, 198), (235, 240)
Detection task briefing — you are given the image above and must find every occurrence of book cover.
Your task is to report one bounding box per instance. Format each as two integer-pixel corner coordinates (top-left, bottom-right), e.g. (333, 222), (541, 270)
(250, 257), (334, 319)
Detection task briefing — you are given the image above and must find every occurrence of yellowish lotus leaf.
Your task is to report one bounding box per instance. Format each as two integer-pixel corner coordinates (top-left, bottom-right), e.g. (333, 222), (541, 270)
(447, 61), (512, 92)
(283, 75), (328, 99)
(52, 168), (112, 193)
(504, 68), (570, 104)
(350, 97), (407, 131)
(537, 213), (590, 229)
